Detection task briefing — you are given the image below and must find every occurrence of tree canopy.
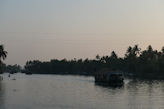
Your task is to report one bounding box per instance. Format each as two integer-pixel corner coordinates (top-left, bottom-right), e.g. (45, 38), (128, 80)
(23, 45), (164, 79)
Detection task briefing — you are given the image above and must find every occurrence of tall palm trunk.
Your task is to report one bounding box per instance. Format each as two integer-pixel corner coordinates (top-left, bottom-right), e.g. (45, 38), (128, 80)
(0, 60), (2, 74)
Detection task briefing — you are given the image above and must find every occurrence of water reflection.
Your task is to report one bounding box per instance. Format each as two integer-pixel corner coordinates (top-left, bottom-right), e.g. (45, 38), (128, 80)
(94, 82), (124, 89)
(0, 80), (5, 109)
(94, 79), (164, 109)
(125, 79), (164, 109)
(0, 74), (164, 109)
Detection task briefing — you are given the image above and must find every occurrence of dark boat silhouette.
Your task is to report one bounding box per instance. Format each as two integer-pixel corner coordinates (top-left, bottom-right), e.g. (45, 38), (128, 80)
(95, 71), (124, 85)
(25, 72), (32, 75)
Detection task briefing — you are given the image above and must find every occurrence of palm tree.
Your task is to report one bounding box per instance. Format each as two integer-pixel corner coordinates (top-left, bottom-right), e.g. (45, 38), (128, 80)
(95, 54), (100, 60)
(110, 51), (118, 59)
(0, 45), (7, 73)
(162, 46), (164, 52)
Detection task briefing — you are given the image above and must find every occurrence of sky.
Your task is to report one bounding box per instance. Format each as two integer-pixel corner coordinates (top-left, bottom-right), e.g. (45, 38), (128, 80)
(1, 0), (164, 65)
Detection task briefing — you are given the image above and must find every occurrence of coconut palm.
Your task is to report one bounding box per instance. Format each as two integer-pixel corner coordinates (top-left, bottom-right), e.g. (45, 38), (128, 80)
(110, 51), (118, 59)
(0, 45), (7, 73)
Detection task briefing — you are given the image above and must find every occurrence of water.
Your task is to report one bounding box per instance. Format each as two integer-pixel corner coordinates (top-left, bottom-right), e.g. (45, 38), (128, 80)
(0, 73), (164, 109)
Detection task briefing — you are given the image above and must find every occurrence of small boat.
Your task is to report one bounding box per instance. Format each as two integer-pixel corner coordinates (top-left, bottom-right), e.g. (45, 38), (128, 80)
(95, 71), (124, 85)
(25, 72), (32, 75)
(12, 78), (16, 80)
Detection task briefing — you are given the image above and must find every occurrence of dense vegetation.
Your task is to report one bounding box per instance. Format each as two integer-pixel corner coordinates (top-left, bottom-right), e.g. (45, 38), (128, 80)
(24, 45), (164, 79)
(1, 44), (164, 79)
(2, 64), (21, 74)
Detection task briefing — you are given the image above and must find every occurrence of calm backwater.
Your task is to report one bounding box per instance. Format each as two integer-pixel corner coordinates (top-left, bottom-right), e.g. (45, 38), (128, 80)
(0, 73), (164, 109)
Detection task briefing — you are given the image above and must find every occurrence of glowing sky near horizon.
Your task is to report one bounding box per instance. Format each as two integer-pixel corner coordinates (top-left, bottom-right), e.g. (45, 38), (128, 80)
(1, 0), (164, 65)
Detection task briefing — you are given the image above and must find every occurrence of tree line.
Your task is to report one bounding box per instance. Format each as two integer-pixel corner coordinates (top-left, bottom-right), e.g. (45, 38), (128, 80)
(1, 44), (164, 79)
(24, 45), (164, 79)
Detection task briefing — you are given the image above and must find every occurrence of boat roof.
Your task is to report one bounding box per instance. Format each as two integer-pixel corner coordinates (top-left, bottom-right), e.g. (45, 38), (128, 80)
(95, 71), (123, 75)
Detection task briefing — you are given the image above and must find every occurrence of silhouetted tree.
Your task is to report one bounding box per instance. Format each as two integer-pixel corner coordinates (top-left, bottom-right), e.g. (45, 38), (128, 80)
(124, 45), (141, 73)
(0, 45), (7, 73)
(96, 54), (100, 60)
(110, 51), (118, 59)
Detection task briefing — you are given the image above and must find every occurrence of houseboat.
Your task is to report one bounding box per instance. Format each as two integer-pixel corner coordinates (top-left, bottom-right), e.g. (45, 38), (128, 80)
(95, 71), (124, 85)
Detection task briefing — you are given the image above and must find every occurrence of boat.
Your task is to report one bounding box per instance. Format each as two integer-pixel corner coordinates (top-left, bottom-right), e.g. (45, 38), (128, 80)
(25, 72), (32, 75)
(95, 71), (124, 85)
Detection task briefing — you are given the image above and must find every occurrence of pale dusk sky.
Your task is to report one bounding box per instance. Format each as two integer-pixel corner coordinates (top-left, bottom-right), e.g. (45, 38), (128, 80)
(1, 0), (164, 65)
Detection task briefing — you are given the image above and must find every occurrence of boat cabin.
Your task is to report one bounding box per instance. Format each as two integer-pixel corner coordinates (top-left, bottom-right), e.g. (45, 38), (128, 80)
(95, 71), (124, 84)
